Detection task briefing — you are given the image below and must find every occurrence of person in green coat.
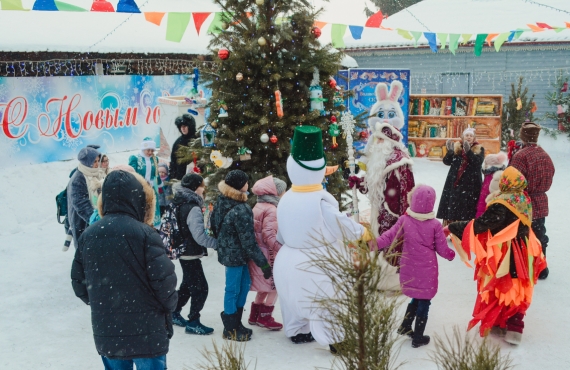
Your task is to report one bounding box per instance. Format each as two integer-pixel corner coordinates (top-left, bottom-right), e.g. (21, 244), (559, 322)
(129, 137), (162, 228)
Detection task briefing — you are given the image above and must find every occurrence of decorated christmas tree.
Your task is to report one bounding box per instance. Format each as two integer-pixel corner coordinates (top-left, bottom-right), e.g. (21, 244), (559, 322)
(364, 0), (423, 17)
(501, 76), (535, 148)
(187, 0), (348, 205)
(545, 73), (570, 135)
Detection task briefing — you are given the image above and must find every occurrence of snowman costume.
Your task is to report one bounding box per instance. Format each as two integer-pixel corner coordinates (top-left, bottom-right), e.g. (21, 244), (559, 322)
(274, 126), (367, 346)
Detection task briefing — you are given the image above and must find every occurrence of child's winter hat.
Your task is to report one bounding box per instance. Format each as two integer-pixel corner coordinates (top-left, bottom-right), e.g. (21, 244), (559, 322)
(407, 184), (436, 215)
(463, 127), (476, 137)
(140, 137), (156, 151)
(484, 152), (508, 168)
(181, 173), (204, 191)
(77, 146), (101, 167)
(225, 170), (249, 190)
(520, 122), (541, 143)
(273, 178), (287, 195)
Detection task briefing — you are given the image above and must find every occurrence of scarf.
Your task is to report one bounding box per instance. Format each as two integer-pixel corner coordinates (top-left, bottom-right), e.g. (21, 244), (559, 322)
(77, 163), (105, 206)
(406, 208), (435, 221)
(140, 150), (158, 187)
(257, 194), (280, 207)
(488, 166), (532, 227)
(454, 141), (479, 187)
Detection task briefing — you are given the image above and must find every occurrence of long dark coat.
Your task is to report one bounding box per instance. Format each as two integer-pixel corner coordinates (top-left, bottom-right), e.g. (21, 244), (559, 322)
(436, 142), (485, 221)
(71, 170), (178, 360)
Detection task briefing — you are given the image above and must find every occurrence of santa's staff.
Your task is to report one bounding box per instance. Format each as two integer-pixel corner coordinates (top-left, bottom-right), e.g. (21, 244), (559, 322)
(341, 110), (359, 222)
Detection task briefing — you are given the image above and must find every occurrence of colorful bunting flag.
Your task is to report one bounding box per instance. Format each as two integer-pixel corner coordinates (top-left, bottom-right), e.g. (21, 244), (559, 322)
(365, 10), (383, 28)
(314, 21), (327, 30)
(33, 0), (57, 11)
(486, 33), (498, 46)
(507, 31), (515, 42)
(494, 32), (510, 51)
(424, 32), (438, 53)
(117, 0), (140, 13)
(410, 31), (422, 47)
(536, 22), (553, 29)
(193, 12), (211, 35)
(331, 24), (347, 48)
(555, 27), (566, 33)
(437, 33), (448, 49)
(207, 12), (229, 35)
(166, 12), (191, 43)
(349, 25), (363, 40)
(1, 0), (27, 10)
(527, 24), (544, 32)
(474, 33), (488, 56)
(566, 22), (570, 28)
(55, 1), (87, 11)
(397, 28), (413, 40)
(449, 34), (460, 55)
(144, 12), (165, 26)
(513, 29), (525, 40)
(91, 0), (114, 12)
(461, 34), (472, 45)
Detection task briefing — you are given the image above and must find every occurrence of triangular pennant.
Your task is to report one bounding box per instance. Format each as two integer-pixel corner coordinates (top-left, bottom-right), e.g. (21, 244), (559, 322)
(474, 34), (488, 56)
(192, 12), (211, 35)
(424, 32), (438, 53)
(555, 27), (566, 33)
(527, 23), (544, 32)
(396, 28), (413, 40)
(116, 0), (140, 13)
(349, 25), (364, 40)
(55, 1), (87, 11)
(207, 12), (226, 34)
(410, 31), (422, 47)
(331, 24), (348, 48)
(144, 12), (165, 26)
(566, 22), (570, 28)
(449, 34), (460, 55)
(486, 33), (499, 46)
(1, 0), (27, 10)
(494, 32), (510, 52)
(314, 21), (327, 30)
(514, 29), (525, 40)
(166, 12), (191, 42)
(437, 33), (448, 49)
(33, 0), (57, 10)
(461, 33), (472, 45)
(365, 10), (383, 28)
(536, 22), (553, 29)
(91, 0), (114, 12)
(507, 31), (515, 42)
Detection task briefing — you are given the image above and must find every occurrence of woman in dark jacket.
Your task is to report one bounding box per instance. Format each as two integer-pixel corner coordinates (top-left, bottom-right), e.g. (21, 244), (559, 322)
(437, 127), (485, 225)
(71, 170), (177, 369)
(210, 170), (271, 342)
(170, 114), (197, 180)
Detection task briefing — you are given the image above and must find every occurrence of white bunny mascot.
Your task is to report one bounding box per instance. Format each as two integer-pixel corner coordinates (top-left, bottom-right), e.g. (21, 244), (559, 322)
(352, 80), (415, 272)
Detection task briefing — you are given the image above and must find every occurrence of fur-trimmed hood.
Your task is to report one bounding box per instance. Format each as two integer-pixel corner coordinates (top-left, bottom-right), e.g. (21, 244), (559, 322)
(454, 141), (482, 155)
(406, 184), (436, 219)
(218, 181), (248, 202)
(97, 170), (156, 226)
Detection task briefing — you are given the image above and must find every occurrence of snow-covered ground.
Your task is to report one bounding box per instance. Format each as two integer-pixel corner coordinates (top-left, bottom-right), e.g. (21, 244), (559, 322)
(1, 135), (569, 369)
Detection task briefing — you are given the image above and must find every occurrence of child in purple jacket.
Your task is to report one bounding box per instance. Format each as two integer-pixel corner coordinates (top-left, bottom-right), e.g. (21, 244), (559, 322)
(373, 184), (455, 348)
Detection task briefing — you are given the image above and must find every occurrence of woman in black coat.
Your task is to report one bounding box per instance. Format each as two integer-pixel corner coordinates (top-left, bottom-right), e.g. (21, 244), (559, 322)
(170, 114), (197, 180)
(437, 128), (484, 224)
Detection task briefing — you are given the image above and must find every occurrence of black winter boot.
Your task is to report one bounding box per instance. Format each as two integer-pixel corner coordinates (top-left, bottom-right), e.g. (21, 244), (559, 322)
(412, 316), (430, 348)
(290, 332), (315, 344)
(397, 303), (418, 338)
(220, 312), (251, 341)
(237, 307), (253, 336)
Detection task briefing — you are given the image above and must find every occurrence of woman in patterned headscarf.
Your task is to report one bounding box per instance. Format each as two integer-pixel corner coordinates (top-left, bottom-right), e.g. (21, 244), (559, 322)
(447, 166), (546, 346)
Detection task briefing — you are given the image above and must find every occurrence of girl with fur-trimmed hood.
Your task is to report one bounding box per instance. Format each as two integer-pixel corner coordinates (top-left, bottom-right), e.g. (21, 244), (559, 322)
(437, 128), (485, 224)
(476, 152), (507, 217)
(210, 170), (271, 342)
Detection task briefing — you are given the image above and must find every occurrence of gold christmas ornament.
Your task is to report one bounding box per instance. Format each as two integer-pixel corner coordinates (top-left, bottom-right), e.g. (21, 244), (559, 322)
(258, 36), (267, 46)
(221, 22), (229, 30)
(236, 73), (243, 81)
(255, 0), (264, 5)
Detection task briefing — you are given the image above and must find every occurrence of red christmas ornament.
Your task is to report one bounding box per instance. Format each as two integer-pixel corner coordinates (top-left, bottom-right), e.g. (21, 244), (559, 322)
(330, 115), (337, 123)
(218, 48), (230, 60)
(359, 131), (369, 140)
(328, 78), (337, 89)
(311, 27), (322, 38)
(562, 82), (568, 92)
(331, 142), (339, 149)
(270, 134), (278, 144)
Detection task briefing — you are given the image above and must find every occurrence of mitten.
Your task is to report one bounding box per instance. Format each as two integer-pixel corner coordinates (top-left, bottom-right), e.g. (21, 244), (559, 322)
(262, 264), (272, 279)
(443, 226), (450, 237)
(463, 141), (471, 153)
(446, 139), (454, 151)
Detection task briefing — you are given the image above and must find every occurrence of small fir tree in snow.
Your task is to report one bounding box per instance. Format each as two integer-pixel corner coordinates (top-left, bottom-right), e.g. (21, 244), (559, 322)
(501, 76), (535, 148)
(545, 73), (570, 136)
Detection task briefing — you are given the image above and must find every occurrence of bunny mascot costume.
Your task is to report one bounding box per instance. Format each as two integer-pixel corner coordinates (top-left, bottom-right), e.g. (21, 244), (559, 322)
(273, 126), (371, 349)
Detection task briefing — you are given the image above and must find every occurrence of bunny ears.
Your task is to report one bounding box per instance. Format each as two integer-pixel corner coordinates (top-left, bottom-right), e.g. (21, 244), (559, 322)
(375, 80), (404, 103)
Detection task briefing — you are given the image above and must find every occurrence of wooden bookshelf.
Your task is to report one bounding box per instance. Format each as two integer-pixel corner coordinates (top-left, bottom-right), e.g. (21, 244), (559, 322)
(407, 94), (502, 160)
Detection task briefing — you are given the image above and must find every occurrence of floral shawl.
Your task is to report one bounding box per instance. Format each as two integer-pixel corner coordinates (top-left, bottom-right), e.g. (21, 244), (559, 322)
(488, 166), (532, 227)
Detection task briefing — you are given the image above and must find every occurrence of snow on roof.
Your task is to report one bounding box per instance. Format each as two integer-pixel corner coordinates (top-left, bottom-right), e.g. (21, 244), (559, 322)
(342, 0), (570, 49)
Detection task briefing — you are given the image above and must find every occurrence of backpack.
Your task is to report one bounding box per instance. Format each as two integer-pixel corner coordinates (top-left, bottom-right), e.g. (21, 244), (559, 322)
(56, 188), (68, 224)
(158, 203), (186, 260)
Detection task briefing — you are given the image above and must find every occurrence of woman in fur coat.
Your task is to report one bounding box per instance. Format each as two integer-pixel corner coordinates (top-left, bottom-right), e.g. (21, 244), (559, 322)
(437, 128), (485, 225)
(476, 152), (507, 217)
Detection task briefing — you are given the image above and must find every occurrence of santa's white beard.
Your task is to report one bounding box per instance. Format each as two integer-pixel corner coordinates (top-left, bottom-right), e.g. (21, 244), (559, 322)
(365, 140), (398, 213)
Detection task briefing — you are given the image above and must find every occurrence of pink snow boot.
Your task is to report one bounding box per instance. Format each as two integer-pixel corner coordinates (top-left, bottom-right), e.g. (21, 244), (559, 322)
(248, 302), (261, 325)
(256, 305), (283, 330)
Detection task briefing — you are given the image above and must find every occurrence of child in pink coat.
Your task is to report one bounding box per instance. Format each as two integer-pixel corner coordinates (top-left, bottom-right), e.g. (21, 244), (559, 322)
(374, 184), (455, 348)
(475, 152), (507, 217)
(247, 176), (287, 330)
